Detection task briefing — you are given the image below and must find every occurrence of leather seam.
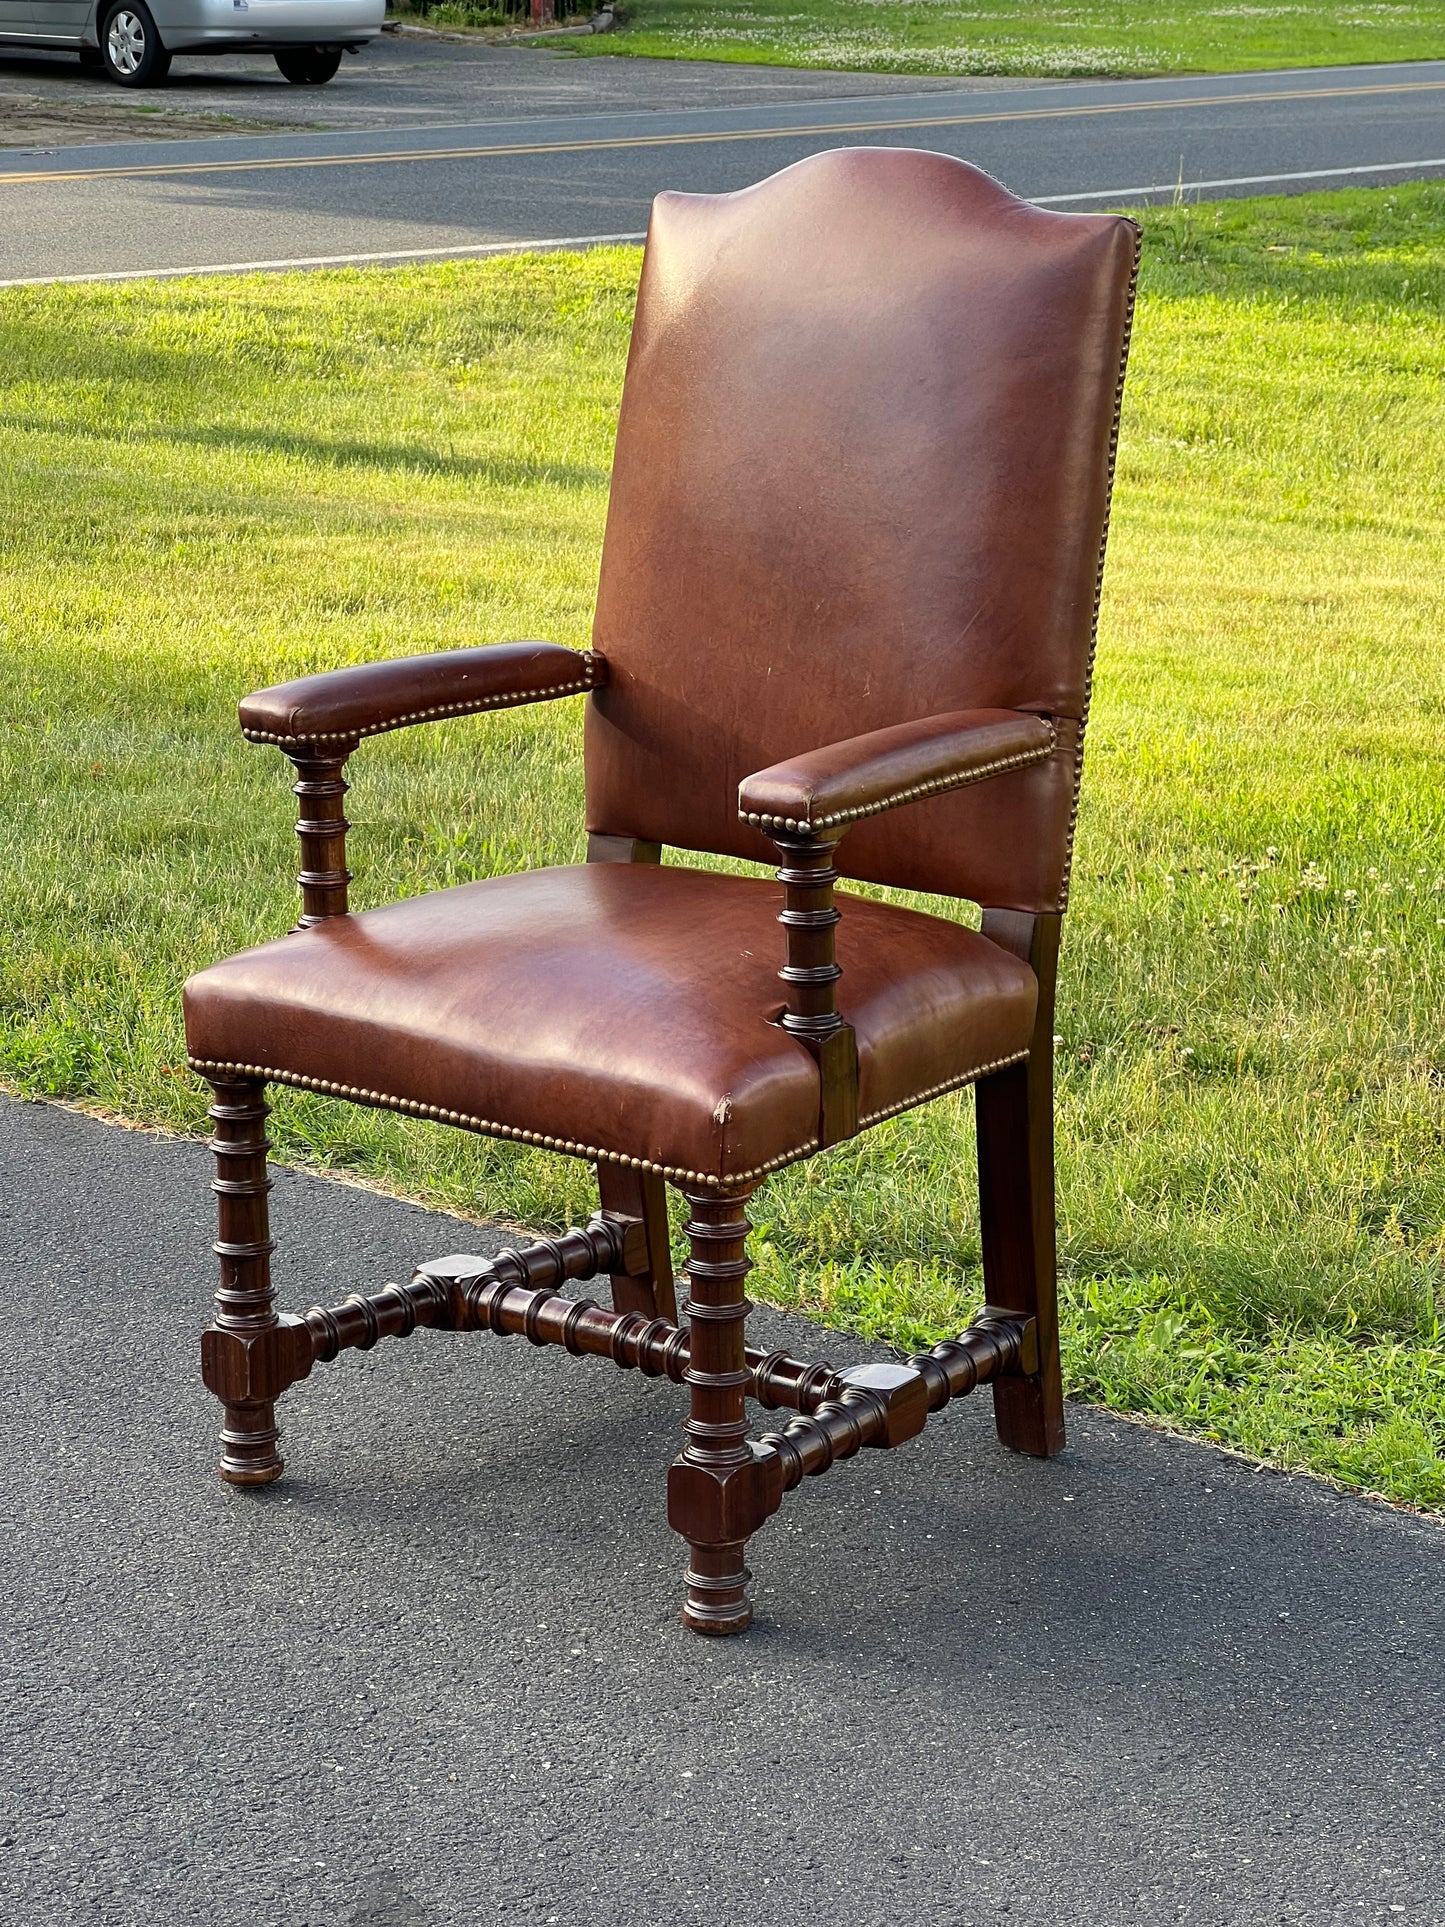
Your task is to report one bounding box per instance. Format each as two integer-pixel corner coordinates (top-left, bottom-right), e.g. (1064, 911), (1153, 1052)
(241, 653), (606, 747)
(185, 1056), (820, 1189)
(1058, 221), (1142, 910)
(739, 728), (1056, 835)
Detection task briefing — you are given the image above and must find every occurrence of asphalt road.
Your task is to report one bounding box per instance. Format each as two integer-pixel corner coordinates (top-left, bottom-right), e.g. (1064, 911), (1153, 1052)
(1, 51), (1443, 281)
(2, 1093), (1442, 1926)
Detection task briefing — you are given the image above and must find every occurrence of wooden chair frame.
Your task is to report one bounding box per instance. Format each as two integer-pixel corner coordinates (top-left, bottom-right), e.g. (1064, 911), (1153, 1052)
(199, 757), (1062, 1635)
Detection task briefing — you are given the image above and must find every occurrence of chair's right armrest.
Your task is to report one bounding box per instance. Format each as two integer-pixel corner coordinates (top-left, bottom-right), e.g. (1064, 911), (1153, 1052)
(239, 642), (605, 748)
(238, 642), (604, 928)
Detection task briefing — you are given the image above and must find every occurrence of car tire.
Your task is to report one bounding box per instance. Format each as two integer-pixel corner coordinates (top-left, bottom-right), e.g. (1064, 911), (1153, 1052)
(275, 46), (343, 83)
(100, 0), (171, 84)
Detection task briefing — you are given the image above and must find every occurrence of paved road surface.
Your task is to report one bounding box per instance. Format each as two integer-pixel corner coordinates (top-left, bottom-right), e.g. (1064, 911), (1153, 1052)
(2, 55), (1443, 281)
(0, 32), (995, 133)
(2, 1094), (1441, 1925)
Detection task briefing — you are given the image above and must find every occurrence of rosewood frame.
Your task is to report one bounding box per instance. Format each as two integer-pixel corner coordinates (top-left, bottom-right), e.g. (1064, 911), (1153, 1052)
(198, 740), (1064, 1632)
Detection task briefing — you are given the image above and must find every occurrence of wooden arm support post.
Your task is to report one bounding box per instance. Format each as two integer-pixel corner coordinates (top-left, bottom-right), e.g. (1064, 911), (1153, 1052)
(286, 739), (358, 928)
(767, 829), (859, 1146)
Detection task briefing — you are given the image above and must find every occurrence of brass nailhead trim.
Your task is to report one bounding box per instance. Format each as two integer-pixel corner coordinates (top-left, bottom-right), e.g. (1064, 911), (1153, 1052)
(241, 655), (606, 748)
(186, 1057), (819, 1190)
(189, 1045), (1032, 1184)
(738, 729), (1057, 836)
(855, 1048), (1030, 1130)
(1058, 220), (1142, 910)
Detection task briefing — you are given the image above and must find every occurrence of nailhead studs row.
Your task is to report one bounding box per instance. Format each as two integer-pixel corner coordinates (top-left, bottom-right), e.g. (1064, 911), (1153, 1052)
(241, 656), (606, 748)
(189, 1046), (1032, 1184)
(738, 728), (1057, 836)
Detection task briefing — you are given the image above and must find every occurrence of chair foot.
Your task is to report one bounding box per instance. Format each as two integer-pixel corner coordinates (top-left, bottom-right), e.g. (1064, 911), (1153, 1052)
(992, 1374), (1065, 1459)
(218, 1400), (284, 1485)
(682, 1545), (753, 1635)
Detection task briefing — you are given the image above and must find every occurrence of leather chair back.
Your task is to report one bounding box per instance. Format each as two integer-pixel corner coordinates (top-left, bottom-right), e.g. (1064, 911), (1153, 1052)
(586, 147), (1139, 911)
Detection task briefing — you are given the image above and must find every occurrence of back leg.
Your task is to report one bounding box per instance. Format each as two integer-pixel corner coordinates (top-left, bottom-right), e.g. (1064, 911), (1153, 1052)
(596, 1162), (676, 1321)
(977, 910), (1065, 1458)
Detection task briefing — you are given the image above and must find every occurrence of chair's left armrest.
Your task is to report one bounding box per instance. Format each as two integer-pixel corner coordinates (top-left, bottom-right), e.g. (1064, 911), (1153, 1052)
(239, 642), (605, 747)
(738, 707), (1056, 837)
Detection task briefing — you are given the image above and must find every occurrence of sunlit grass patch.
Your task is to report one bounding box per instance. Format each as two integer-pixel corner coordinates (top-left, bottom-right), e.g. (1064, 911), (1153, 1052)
(1, 187), (1442, 1505)
(573, 0), (1445, 76)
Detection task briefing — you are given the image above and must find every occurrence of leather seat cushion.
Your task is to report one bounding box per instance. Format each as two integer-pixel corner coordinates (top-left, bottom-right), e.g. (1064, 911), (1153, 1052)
(184, 864), (1037, 1187)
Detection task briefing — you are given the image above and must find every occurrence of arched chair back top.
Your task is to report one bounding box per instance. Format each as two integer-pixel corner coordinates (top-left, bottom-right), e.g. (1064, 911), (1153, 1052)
(586, 147), (1140, 912)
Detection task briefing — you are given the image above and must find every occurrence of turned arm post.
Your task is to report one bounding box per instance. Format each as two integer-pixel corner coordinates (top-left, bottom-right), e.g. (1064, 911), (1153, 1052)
(285, 738), (358, 928)
(767, 830), (859, 1146)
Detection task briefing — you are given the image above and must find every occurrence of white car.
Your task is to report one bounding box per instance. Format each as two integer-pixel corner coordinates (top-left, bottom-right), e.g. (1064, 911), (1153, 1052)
(0, 0), (384, 86)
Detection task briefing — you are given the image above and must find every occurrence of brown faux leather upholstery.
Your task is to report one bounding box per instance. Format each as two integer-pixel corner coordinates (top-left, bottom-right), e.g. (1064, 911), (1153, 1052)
(187, 148), (1140, 1185)
(239, 643), (602, 746)
(185, 864), (1036, 1187)
(739, 708), (1056, 837)
(587, 149), (1139, 912)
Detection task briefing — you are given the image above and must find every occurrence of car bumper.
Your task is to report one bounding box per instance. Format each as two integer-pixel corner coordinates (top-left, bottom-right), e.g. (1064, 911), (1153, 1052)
(154, 0), (384, 48)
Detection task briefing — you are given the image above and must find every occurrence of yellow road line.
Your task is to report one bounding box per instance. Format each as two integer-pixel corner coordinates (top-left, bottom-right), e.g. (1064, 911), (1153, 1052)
(1, 77), (1443, 187)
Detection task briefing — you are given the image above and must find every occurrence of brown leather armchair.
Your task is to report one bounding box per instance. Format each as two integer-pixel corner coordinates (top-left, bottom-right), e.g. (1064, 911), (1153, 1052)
(184, 148), (1140, 1635)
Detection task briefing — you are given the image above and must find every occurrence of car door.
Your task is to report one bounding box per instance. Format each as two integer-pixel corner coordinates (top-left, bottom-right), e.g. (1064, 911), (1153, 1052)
(49, 0), (89, 34)
(0, 0), (44, 40)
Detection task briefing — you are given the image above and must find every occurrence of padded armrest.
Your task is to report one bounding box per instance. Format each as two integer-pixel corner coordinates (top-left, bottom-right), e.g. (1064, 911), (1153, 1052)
(239, 643), (606, 747)
(738, 708), (1057, 836)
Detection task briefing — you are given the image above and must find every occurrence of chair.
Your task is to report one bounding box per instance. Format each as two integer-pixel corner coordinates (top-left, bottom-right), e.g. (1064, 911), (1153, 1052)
(184, 148), (1140, 1635)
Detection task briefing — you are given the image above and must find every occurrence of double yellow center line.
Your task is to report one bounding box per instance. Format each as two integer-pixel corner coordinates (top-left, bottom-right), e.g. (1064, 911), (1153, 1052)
(1, 75), (1442, 188)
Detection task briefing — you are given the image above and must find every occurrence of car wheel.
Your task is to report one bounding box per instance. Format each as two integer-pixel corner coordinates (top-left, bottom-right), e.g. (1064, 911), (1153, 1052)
(275, 46), (343, 84)
(100, 0), (171, 85)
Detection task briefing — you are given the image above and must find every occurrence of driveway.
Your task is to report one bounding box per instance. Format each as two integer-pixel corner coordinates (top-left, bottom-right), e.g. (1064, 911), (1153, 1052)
(2, 1094), (1440, 1925)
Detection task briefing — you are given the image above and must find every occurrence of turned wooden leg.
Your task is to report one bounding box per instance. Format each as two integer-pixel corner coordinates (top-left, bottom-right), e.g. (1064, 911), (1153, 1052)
(667, 1188), (782, 1635)
(199, 1078), (307, 1485)
(976, 910), (1065, 1458)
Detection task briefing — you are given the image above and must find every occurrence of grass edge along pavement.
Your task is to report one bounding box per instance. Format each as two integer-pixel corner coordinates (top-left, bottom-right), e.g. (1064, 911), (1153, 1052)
(0, 184), (1442, 1509)
(400, 0), (1445, 80)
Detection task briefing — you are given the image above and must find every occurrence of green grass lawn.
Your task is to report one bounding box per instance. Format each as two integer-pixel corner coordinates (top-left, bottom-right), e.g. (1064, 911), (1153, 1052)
(2, 184), (1442, 1507)
(551, 0), (1445, 79)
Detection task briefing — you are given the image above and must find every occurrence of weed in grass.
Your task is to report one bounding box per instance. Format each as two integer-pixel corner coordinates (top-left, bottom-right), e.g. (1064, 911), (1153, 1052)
(1, 190), (1442, 1505)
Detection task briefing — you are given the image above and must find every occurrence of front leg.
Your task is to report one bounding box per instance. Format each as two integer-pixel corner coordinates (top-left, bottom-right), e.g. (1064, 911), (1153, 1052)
(199, 1078), (310, 1484)
(667, 1188), (782, 1635)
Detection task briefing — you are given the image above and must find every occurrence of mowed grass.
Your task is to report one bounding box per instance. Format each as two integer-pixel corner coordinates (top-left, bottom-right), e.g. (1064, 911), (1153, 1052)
(567, 0), (1445, 78)
(1, 184), (1442, 1506)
